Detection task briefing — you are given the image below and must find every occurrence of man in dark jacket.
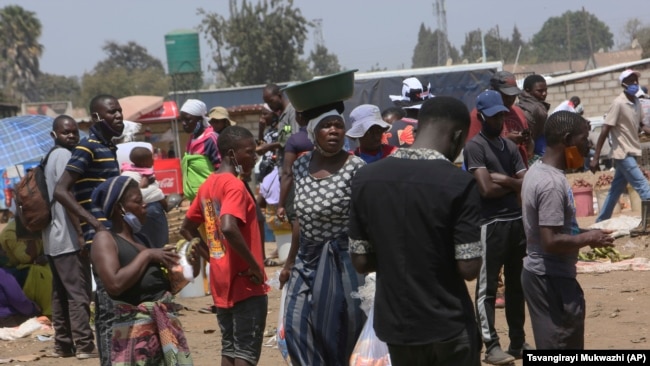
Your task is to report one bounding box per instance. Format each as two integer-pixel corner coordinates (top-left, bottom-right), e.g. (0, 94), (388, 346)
(518, 74), (550, 164)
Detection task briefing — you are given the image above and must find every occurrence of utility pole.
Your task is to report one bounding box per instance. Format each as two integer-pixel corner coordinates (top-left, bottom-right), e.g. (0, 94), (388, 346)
(583, 7), (594, 55)
(434, 0), (449, 66)
(566, 14), (572, 71)
(496, 25), (503, 61)
(313, 18), (324, 48)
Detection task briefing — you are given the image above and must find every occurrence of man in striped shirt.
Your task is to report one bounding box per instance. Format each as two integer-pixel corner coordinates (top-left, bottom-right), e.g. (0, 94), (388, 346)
(54, 94), (124, 366)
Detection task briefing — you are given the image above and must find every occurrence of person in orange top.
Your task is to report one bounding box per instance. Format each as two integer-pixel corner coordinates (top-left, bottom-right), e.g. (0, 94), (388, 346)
(181, 126), (268, 366)
(386, 77), (433, 147)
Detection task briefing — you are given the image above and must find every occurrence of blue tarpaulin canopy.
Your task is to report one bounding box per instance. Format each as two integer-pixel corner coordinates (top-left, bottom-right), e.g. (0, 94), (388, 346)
(0, 114), (54, 169)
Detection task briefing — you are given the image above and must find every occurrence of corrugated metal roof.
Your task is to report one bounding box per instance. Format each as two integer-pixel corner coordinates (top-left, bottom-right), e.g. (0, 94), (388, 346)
(546, 58), (650, 86)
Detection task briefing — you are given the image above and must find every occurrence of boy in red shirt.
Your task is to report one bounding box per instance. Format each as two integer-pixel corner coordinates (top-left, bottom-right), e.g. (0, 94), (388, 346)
(181, 126), (268, 366)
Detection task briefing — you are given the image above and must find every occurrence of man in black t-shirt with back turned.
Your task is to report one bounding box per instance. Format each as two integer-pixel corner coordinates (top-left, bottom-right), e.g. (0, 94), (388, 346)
(349, 97), (482, 366)
(463, 90), (530, 365)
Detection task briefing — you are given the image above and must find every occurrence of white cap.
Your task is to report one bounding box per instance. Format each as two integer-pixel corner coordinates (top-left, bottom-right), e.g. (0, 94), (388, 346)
(346, 104), (391, 138)
(619, 69), (641, 83)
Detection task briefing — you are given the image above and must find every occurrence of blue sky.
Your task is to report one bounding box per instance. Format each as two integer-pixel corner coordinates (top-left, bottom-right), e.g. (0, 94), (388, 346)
(8, 0), (649, 78)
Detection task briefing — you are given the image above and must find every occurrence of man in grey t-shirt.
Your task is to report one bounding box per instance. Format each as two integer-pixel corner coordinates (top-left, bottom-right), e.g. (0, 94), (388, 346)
(43, 115), (96, 358)
(521, 111), (613, 350)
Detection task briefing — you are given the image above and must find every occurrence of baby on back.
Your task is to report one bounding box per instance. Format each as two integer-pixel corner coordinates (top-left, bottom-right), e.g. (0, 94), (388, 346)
(121, 147), (166, 209)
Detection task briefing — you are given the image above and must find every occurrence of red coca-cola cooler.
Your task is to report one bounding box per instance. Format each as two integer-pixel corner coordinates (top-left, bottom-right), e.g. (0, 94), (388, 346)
(154, 158), (183, 195)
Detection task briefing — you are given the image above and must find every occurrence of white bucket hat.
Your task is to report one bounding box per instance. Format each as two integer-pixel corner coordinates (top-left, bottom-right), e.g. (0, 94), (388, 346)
(346, 104), (391, 139)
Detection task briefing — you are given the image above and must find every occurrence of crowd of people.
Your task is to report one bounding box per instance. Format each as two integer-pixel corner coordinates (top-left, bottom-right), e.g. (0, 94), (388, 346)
(0, 66), (646, 366)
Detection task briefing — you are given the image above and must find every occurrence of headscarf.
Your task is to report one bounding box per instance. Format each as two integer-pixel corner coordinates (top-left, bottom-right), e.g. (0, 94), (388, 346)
(306, 110), (342, 143)
(91, 176), (137, 217)
(180, 99), (209, 127)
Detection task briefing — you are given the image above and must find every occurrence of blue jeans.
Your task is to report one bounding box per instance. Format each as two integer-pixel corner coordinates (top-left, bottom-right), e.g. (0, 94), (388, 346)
(596, 155), (650, 222)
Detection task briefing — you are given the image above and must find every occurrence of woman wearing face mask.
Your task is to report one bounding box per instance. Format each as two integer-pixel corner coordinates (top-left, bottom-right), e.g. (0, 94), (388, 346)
(180, 99), (220, 202)
(279, 100), (366, 366)
(90, 176), (193, 366)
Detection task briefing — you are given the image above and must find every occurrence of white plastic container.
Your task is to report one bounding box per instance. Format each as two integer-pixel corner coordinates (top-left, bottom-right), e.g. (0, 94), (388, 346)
(178, 258), (206, 298)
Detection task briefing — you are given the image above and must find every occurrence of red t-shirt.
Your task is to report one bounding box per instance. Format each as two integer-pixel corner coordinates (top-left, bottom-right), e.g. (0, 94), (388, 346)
(186, 173), (268, 308)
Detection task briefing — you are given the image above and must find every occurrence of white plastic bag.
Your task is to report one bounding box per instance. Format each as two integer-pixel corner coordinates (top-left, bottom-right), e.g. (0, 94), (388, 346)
(167, 240), (197, 295)
(350, 273), (391, 366)
(176, 240), (195, 282)
(349, 306), (391, 366)
(277, 285), (291, 365)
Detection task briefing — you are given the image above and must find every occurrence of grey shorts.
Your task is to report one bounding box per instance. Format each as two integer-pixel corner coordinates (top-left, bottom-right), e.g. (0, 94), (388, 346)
(216, 295), (268, 364)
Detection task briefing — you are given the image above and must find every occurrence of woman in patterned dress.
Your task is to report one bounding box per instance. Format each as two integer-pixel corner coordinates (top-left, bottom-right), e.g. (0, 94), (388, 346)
(278, 102), (366, 366)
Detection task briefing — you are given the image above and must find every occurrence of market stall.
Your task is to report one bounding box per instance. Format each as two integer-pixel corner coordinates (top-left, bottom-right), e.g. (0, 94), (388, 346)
(135, 100), (183, 195)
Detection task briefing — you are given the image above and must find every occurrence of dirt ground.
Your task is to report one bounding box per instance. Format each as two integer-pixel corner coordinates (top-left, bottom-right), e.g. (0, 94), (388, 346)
(2, 212), (650, 365)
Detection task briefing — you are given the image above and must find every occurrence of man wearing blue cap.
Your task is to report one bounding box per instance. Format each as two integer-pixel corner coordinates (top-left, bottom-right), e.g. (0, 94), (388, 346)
(463, 90), (530, 364)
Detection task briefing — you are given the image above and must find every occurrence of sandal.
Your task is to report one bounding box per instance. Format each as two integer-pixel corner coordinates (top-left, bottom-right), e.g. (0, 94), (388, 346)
(198, 305), (217, 314)
(264, 258), (280, 267)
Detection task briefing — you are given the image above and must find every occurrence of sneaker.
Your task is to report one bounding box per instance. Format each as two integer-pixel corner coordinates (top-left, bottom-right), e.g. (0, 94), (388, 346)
(495, 296), (505, 309)
(47, 349), (75, 358)
(76, 347), (99, 359)
(484, 346), (515, 365)
(507, 342), (534, 359)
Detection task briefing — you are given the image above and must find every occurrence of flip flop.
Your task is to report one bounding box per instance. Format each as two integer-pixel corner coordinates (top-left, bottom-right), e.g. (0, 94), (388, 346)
(264, 258), (280, 267)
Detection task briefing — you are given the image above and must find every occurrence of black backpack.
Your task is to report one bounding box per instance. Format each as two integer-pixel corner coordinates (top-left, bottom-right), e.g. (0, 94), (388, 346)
(14, 147), (59, 239)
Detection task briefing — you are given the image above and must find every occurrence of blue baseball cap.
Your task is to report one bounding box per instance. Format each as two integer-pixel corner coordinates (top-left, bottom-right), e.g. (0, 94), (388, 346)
(476, 90), (509, 117)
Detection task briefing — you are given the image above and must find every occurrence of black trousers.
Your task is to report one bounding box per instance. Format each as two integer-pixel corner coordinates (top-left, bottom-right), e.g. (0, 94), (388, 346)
(521, 269), (585, 349)
(48, 252), (95, 353)
(475, 218), (527, 352)
(387, 327), (480, 366)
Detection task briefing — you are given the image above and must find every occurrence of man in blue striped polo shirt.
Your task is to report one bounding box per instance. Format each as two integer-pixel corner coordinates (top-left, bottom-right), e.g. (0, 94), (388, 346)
(54, 94), (124, 366)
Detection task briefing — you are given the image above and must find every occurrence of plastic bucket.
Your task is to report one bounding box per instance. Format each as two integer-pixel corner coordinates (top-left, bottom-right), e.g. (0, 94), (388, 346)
(275, 233), (292, 263)
(573, 186), (594, 217)
(178, 259), (207, 298)
(595, 188), (621, 215)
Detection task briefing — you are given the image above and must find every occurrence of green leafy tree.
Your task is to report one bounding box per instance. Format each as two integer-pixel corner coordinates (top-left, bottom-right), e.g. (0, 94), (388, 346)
(309, 44), (341, 76)
(639, 28), (650, 58)
(80, 41), (170, 106)
(461, 29), (484, 63)
(412, 23), (459, 67)
(620, 18), (650, 58)
(198, 0), (310, 86)
(26, 73), (81, 104)
(461, 27), (525, 64)
(509, 25), (536, 64)
(621, 18), (643, 47)
(0, 5), (44, 102)
(95, 41), (165, 73)
(530, 10), (614, 62)
(412, 24), (436, 67)
(511, 26), (525, 51)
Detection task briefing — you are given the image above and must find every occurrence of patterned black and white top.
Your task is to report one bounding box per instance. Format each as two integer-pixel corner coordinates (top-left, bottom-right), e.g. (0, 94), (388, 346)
(293, 152), (365, 242)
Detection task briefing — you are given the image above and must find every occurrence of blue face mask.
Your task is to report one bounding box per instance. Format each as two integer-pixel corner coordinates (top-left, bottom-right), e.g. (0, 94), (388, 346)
(624, 84), (640, 96)
(193, 120), (204, 135)
(121, 208), (142, 233)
